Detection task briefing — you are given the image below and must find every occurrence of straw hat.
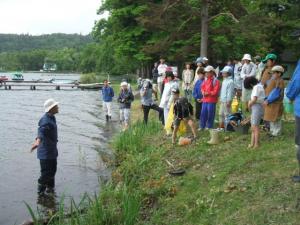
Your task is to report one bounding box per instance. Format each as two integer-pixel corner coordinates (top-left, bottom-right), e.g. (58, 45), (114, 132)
(271, 65), (284, 73)
(44, 98), (59, 112)
(120, 81), (128, 87)
(204, 65), (215, 73)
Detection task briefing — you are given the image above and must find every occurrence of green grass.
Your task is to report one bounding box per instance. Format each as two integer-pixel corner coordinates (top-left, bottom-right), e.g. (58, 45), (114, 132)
(26, 103), (300, 224)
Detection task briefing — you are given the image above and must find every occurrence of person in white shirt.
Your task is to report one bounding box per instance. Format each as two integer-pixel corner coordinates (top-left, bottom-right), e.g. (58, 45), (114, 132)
(254, 55), (265, 81)
(244, 76), (265, 149)
(233, 59), (243, 97)
(218, 66), (235, 129)
(159, 71), (179, 125)
(182, 62), (194, 102)
(240, 54), (257, 111)
(157, 57), (168, 96)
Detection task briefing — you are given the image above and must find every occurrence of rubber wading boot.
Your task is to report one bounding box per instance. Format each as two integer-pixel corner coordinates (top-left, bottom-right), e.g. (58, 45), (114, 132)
(207, 129), (220, 145)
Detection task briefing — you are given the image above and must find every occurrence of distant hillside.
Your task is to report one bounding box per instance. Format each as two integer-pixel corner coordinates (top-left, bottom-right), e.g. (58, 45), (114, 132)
(0, 33), (93, 52)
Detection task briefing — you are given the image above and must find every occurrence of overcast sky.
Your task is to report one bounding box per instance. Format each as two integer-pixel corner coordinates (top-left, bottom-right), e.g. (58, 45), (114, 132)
(0, 0), (107, 35)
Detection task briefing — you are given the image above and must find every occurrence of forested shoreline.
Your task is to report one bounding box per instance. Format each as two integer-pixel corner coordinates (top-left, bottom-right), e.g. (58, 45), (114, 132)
(0, 33), (93, 72)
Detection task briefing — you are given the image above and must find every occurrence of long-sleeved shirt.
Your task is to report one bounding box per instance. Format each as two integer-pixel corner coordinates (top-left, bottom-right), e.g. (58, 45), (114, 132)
(37, 113), (58, 160)
(241, 62), (256, 80)
(233, 62), (243, 89)
(182, 69), (194, 90)
(159, 80), (179, 108)
(102, 86), (114, 102)
(192, 78), (204, 100)
(118, 89), (134, 109)
(201, 76), (221, 103)
(157, 63), (168, 75)
(287, 59), (300, 117)
(220, 77), (234, 103)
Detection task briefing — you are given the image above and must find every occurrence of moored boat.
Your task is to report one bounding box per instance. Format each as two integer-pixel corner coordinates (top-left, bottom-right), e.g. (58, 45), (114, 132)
(78, 83), (104, 90)
(50, 78), (78, 84)
(0, 75), (8, 81)
(12, 73), (24, 81)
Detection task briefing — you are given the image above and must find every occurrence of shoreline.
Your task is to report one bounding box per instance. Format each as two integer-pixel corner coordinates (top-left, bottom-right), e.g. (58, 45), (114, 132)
(23, 100), (300, 224)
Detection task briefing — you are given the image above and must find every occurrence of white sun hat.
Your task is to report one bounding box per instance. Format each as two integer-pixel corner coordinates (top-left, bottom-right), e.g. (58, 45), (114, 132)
(202, 57), (208, 61)
(120, 81), (128, 87)
(204, 65), (215, 73)
(271, 65), (284, 73)
(242, 54), (252, 61)
(44, 98), (59, 112)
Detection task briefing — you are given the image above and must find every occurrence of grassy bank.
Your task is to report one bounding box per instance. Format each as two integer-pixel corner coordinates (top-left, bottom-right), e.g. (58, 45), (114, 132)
(29, 102), (300, 225)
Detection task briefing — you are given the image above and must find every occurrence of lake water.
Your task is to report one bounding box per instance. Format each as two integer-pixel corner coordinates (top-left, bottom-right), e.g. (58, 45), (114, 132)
(0, 73), (119, 225)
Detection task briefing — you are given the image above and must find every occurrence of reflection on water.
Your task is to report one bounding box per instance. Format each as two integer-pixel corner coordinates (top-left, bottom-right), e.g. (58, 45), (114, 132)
(0, 73), (119, 225)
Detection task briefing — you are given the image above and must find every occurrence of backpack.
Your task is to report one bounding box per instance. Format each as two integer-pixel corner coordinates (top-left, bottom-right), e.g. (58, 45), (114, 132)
(174, 97), (193, 119)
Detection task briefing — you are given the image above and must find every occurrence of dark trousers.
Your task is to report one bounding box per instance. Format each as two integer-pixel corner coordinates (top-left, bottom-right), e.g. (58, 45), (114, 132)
(296, 116), (300, 146)
(38, 159), (57, 192)
(142, 104), (164, 124)
(195, 101), (202, 121)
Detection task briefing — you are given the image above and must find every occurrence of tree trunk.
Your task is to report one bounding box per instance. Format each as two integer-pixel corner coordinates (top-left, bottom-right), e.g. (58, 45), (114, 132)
(200, 0), (209, 57)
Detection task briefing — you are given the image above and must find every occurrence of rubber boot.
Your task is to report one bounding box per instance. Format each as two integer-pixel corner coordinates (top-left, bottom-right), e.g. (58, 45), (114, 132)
(105, 115), (109, 121)
(207, 129), (220, 145)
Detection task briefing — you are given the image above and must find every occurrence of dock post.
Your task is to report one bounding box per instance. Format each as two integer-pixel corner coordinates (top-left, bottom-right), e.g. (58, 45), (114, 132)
(9, 85), (11, 90)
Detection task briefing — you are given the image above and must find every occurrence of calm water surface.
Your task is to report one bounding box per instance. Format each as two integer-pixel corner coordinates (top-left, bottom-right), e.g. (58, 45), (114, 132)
(0, 73), (119, 225)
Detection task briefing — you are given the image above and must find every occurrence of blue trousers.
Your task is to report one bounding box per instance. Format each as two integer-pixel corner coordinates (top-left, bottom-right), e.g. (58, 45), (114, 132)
(200, 102), (216, 129)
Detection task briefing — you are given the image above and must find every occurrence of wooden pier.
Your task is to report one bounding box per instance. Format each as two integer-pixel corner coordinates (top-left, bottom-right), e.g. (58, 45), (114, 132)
(0, 80), (104, 90)
(0, 80), (78, 90)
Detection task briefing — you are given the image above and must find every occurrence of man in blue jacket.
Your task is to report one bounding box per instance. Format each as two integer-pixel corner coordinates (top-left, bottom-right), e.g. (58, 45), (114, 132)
(31, 99), (59, 194)
(102, 80), (114, 121)
(286, 59), (300, 182)
(192, 68), (205, 123)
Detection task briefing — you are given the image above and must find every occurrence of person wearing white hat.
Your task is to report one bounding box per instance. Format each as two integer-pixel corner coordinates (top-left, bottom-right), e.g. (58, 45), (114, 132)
(200, 65), (221, 129)
(118, 82), (134, 131)
(31, 98), (59, 194)
(218, 66), (235, 129)
(263, 65), (285, 137)
(240, 53), (256, 111)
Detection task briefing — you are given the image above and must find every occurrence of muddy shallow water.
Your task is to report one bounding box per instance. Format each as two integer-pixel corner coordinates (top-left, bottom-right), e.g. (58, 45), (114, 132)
(0, 73), (119, 225)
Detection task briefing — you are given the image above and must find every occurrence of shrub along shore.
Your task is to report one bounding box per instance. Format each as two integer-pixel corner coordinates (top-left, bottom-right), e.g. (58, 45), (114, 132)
(29, 101), (300, 225)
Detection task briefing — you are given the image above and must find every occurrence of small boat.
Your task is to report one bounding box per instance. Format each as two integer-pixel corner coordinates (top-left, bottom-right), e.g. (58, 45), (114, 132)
(0, 75), (8, 81)
(12, 73), (24, 81)
(50, 78), (78, 84)
(78, 83), (104, 90)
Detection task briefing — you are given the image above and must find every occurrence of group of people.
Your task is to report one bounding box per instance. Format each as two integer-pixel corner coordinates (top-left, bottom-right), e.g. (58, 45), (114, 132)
(30, 55), (300, 196)
(147, 54), (288, 148)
